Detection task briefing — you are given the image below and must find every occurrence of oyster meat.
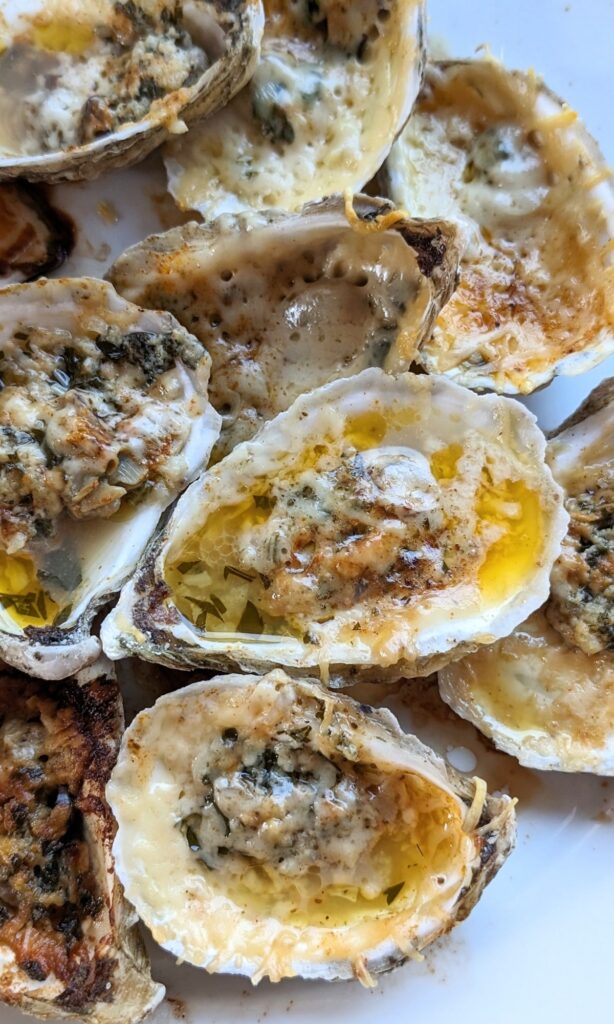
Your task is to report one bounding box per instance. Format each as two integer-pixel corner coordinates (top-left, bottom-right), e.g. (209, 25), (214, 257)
(0, 0), (264, 182)
(383, 59), (614, 393)
(107, 194), (461, 458)
(0, 660), (164, 1021)
(0, 182), (73, 284)
(166, 0), (426, 215)
(439, 379), (614, 773)
(0, 276), (220, 679)
(102, 368), (567, 682)
(107, 670), (516, 984)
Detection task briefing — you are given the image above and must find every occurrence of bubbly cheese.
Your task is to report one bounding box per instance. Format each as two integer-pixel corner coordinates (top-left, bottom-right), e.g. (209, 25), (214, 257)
(386, 60), (614, 393)
(166, 0), (424, 214)
(108, 205), (451, 460)
(107, 673), (479, 983)
(0, 0), (207, 156)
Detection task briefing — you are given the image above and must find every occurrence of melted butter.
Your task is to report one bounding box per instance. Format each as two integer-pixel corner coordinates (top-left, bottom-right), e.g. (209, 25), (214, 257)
(446, 611), (614, 754)
(344, 411), (387, 451)
(0, 552), (59, 629)
(31, 19), (94, 56)
(430, 443), (463, 481)
(208, 787), (462, 929)
(476, 477), (543, 605)
(166, 495), (295, 638)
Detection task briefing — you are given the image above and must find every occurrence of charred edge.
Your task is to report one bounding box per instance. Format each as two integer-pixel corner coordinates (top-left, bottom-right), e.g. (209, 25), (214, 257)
(0, 674), (123, 1010)
(23, 624), (80, 645)
(399, 227), (448, 277)
(0, 182), (75, 283)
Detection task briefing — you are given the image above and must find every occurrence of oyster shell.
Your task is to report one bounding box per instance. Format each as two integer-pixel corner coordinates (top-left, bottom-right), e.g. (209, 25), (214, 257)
(383, 59), (614, 394)
(439, 379), (614, 773)
(0, 182), (74, 284)
(0, 276), (220, 679)
(0, 659), (164, 1021)
(0, 0), (264, 183)
(107, 194), (461, 458)
(166, 0), (426, 215)
(107, 670), (516, 985)
(102, 368), (567, 682)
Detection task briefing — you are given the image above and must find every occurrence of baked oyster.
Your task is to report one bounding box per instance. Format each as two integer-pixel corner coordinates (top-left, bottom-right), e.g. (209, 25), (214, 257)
(0, 277), (220, 679)
(0, 182), (73, 284)
(166, 0), (426, 215)
(107, 670), (516, 984)
(439, 379), (614, 773)
(0, 0), (264, 183)
(102, 368), (567, 682)
(0, 661), (164, 1020)
(383, 59), (614, 394)
(107, 194), (461, 458)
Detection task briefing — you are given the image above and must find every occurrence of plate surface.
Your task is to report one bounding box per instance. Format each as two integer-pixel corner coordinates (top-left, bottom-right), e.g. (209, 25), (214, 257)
(2, 1), (613, 1022)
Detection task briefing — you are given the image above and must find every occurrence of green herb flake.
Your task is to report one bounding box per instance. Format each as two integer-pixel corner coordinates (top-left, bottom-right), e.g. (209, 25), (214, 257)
(223, 565), (255, 583)
(237, 601), (264, 635)
(384, 882), (405, 906)
(177, 560), (204, 574)
(185, 825), (201, 853)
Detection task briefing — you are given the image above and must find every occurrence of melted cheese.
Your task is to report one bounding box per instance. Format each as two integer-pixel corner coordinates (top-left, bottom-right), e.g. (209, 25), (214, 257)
(108, 673), (476, 982)
(387, 60), (614, 393)
(166, 0), (424, 214)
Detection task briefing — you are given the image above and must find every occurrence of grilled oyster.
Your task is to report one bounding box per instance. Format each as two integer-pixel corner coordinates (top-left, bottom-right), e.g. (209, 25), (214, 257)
(439, 379), (614, 773)
(102, 368), (567, 682)
(107, 194), (461, 458)
(107, 670), (516, 985)
(166, 0), (426, 215)
(0, 277), (220, 679)
(0, 661), (164, 1021)
(0, 0), (264, 183)
(0, 182), (73, 284)
(383, 59), (614, 394)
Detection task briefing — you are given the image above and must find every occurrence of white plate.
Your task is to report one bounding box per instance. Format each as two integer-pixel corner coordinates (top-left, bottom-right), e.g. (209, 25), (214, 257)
(3, 2), (614, 1022)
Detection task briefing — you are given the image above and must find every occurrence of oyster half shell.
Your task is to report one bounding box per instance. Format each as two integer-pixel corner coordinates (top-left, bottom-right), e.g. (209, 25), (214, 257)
(439, 379), (614, 773)
(0, 277), (220, 679)
(102, 368), (567, 683)
(0, 660), (164, 1021)
(383, 59), (614, 394)
(0, 0), (264, 183)
(166, 0), (426, 215)
(107, 670), (516, 985)
(107, 194), (461, 458)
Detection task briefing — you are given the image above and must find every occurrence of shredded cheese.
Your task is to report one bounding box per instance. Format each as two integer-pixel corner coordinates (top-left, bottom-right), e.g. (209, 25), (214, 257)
(463, 777), (488, 833)
(343, 189), (410, 235)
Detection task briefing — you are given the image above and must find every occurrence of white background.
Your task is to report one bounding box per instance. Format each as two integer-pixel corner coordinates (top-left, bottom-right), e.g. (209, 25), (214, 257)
(3, 2), (613, 1022)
